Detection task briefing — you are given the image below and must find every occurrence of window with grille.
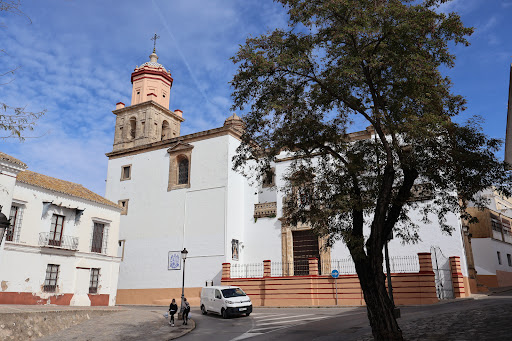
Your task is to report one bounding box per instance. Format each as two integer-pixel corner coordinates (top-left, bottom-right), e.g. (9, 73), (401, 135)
(44, 264), (59, 292)
(491, 214), (503, 232)
(7, 205), (23, 242)
(49, 215), (64, 246)
(178, 157), (189, 185)
(502, 219), (511, 235)
(508, 254), (512, 267)
(91, 223), (105, 253)
(89, 268), (100, 294)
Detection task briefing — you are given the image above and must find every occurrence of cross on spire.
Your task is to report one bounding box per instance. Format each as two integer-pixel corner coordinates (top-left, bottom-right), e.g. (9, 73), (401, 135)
(151, 33), (160, 53)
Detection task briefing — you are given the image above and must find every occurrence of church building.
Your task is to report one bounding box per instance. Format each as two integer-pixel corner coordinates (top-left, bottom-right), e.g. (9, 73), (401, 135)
(106, 50), (473, 306)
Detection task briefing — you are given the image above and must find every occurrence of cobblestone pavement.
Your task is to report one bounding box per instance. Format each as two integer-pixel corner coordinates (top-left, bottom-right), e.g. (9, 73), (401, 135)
(36, 308), (194, 341)
(358, 295), (512, 341)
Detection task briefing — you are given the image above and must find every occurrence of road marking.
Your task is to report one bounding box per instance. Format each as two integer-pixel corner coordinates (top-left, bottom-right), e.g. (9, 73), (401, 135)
(230, 309), (366, 341)
(250, 313), (286, 319)
(253, 314), (315, 322)
(254, 315), (328, 327)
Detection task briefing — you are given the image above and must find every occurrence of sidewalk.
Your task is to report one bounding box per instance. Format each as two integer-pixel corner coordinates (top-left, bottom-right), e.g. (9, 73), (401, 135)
(0, 305), (194, 341)
(357, 288), (512, 340)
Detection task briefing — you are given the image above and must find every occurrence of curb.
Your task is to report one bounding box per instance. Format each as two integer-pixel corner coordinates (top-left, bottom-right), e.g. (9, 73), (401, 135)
(168, 319), (195, 340)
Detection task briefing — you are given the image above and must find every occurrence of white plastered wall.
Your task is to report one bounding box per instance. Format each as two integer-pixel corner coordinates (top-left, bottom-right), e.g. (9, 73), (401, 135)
(105, 135), (233, 289)
(471, 238), (512, 276)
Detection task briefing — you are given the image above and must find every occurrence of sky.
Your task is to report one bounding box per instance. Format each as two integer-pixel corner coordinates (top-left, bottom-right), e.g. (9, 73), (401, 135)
(0, 0), (511, 196)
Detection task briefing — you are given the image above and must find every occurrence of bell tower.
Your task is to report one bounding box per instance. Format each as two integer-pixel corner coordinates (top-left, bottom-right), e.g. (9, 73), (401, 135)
(111, 36), (185, 153)
(130, 50), (173, 109)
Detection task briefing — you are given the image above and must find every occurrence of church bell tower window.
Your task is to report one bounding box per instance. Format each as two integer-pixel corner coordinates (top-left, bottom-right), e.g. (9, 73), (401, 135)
(161, 120), (170, 141)
(129, 117), (136, 139)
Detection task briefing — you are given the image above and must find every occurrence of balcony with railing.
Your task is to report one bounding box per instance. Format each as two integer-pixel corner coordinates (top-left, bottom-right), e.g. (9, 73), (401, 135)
(38, 232), (79, 251)
(254, 202), (277, 218)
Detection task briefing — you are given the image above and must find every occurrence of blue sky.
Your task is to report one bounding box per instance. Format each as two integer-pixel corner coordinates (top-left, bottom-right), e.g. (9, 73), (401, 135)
(0, 0), (511, 196)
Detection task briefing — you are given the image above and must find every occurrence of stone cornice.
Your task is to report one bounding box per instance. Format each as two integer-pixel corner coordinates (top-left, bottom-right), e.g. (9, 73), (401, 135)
(106, 126), (243, 159)
(112, 100), (185, 123)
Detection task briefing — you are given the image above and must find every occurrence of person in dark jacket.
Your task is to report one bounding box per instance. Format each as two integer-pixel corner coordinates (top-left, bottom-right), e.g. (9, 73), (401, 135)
(169, 298), (178, 326)
(182, 297), (190, 325)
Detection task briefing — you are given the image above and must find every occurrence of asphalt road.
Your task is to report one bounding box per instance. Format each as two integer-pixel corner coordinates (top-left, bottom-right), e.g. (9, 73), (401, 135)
(173, 291), (512, 341)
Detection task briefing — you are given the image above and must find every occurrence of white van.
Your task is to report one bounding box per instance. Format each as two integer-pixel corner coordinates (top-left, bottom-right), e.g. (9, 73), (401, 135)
(200, 286), (252, 318)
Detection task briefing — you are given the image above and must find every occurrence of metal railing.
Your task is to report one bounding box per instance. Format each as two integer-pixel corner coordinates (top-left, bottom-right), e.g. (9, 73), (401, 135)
(38, 232), (79, 251)
(231, 263), (264, 278)
(231, 255), (419, 279)
(254, 202), (277, 218)
(327, 258), (357, 275)
(271, 260), (311, 277)
(386, 255), (420, 273)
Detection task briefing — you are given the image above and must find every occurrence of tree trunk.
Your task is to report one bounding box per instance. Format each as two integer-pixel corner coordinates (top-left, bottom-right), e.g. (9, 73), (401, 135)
(355, 258), (403, 341)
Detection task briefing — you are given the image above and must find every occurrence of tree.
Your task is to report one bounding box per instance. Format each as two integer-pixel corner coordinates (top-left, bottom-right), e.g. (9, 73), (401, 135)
(1, 0), (45, 140)
(230, 0), (511, 340)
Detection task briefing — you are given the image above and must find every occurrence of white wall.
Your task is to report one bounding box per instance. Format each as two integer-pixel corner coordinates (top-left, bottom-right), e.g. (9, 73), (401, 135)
(106, 135), (232, 289)
(472, 238), (512, 276)
(0, 182), (121, 305)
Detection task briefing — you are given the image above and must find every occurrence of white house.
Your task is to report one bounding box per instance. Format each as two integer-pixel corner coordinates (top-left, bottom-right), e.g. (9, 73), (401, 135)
(106, 50), (471, 306)
(0, 153), (122, 306)
(465, 189), (512, 290)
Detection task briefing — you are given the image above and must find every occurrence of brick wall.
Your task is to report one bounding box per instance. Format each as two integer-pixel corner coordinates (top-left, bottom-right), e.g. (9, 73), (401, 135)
(222, 253), (439, 307)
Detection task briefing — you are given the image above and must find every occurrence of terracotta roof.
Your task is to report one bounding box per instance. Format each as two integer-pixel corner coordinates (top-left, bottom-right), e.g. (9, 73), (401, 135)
(17, 170), (120, 209)
(0, 152), (27, 168)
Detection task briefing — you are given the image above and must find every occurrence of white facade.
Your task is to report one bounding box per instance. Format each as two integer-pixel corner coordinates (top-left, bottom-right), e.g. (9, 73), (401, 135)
(0, 155), (122, 306)
(106, 132), (255, 292)
(105, 52), (470, 305)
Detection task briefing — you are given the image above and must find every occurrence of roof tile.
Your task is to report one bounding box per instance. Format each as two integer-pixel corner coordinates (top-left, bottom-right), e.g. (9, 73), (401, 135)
(16, 170), (120, 209)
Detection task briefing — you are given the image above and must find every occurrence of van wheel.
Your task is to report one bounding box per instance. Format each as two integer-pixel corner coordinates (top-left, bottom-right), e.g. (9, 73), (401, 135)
(246, 312), (251, 317)
(201, 305), (207, 315)
(221, 308), (228, 319)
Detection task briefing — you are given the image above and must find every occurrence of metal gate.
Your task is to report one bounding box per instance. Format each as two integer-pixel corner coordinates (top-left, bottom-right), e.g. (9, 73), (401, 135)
(430, 246), (454, 299)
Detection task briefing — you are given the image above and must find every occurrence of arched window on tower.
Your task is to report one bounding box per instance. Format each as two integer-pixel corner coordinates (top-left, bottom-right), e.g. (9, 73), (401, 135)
(161, 120), (170, 141)
(129, 117), (137, 139)
(177, 156), (189, 185)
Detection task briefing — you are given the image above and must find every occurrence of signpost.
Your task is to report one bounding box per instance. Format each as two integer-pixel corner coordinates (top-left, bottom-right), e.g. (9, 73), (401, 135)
(331, 269), (339, 306)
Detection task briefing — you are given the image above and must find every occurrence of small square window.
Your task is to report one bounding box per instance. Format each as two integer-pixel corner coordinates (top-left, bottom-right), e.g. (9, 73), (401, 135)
(507, 254), (512, 267)
(497, 251), (502, 265)
(118, 199), (129, 215)
(121, 165), (131, 181)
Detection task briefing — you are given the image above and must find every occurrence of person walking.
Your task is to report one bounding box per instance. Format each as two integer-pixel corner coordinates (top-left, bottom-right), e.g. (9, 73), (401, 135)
(182, 297), (190, 325)
(169, 298), (178, 326)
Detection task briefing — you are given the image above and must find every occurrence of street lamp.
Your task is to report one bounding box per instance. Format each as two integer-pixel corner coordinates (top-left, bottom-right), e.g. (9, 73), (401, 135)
(0, 210), (10, 247)
(179, 248), (188, 319)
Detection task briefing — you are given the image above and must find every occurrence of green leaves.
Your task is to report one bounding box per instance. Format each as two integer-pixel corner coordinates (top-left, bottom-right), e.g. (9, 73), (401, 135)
(231, 0), (502, 252)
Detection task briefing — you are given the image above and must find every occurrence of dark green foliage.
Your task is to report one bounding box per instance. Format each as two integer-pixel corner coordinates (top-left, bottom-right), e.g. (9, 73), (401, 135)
(231, 1), (511, 340)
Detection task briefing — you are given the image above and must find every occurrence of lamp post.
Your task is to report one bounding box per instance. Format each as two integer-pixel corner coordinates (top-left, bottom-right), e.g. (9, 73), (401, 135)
(179, 248), (188, 319)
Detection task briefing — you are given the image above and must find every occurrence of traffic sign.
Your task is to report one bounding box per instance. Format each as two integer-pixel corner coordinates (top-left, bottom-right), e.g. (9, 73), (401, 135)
(331, 269), (339, 278)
